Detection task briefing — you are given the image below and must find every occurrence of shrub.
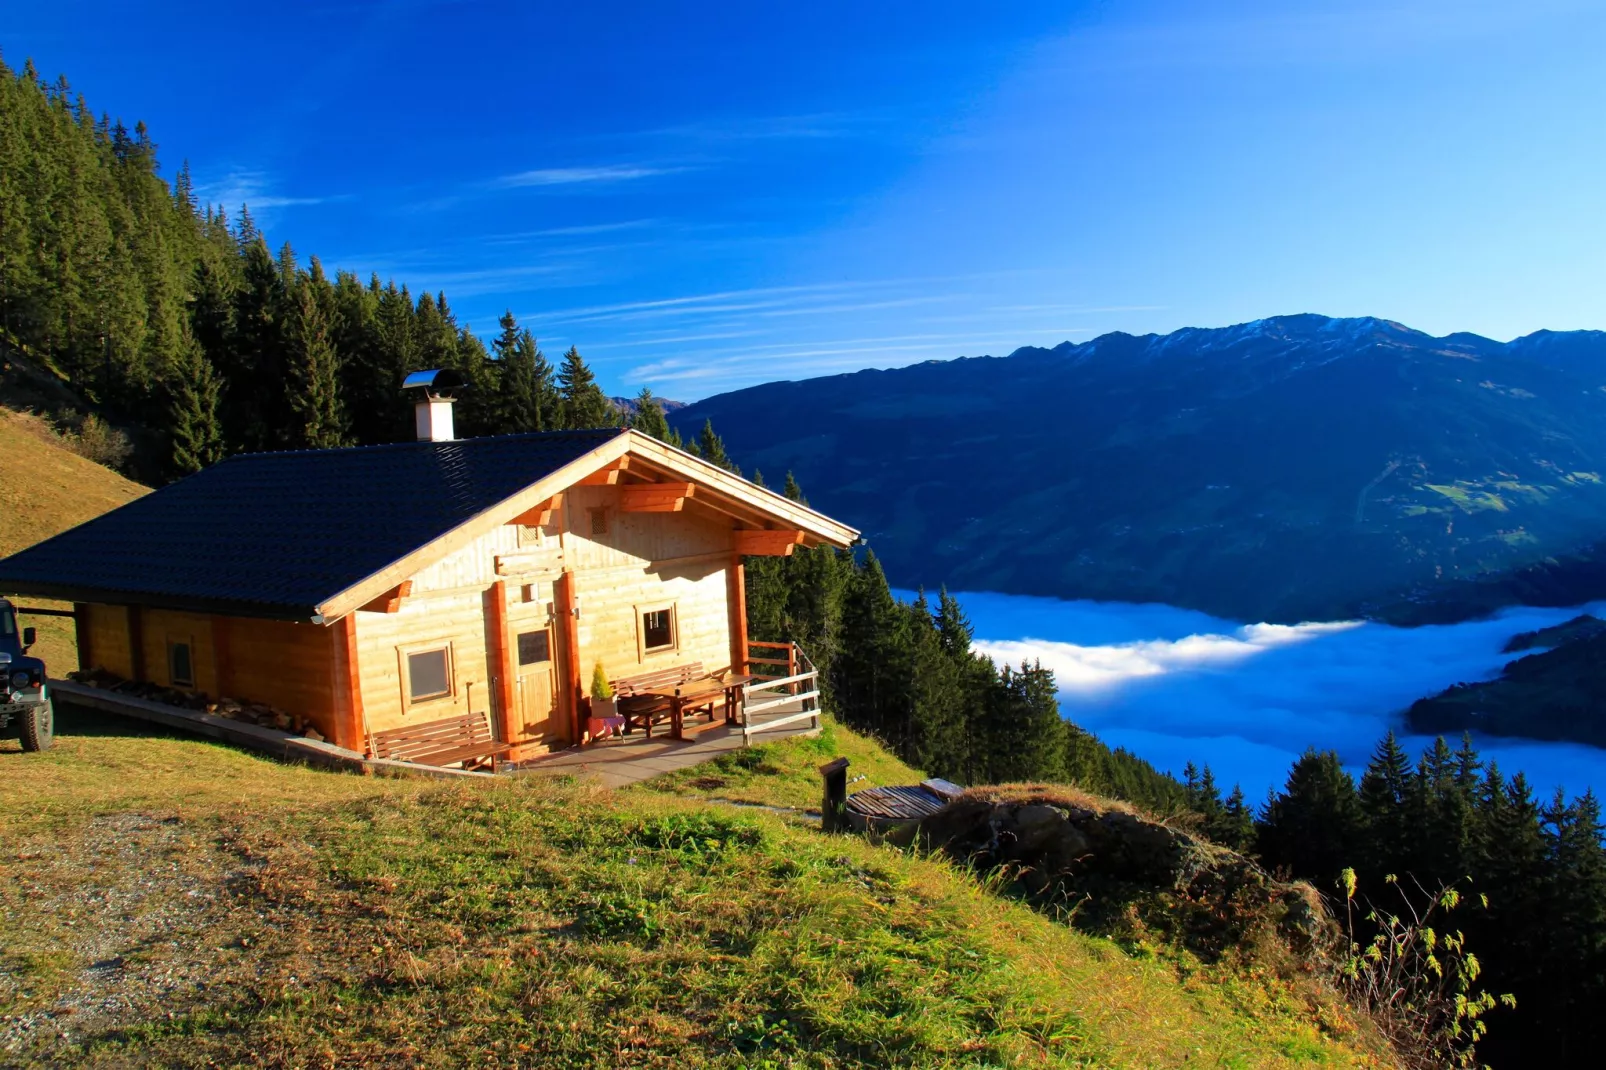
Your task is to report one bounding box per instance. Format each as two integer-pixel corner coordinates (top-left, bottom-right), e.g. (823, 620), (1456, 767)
(1336, 869), (1514, 1069)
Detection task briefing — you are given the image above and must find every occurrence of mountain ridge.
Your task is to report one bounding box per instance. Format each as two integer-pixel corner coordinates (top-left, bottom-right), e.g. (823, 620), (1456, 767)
(671, 313), (1606, 623)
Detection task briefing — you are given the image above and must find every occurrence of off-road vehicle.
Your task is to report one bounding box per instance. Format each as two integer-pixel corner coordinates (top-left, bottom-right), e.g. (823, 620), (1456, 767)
(0, 598), (51, 751)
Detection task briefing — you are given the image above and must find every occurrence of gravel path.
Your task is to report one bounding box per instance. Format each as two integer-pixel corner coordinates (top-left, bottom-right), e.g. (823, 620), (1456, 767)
(0, 811), (290, 1063)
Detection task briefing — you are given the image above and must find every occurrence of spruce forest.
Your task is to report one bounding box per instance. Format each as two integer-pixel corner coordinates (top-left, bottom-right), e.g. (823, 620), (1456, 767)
(3, 53), (1605, 1067)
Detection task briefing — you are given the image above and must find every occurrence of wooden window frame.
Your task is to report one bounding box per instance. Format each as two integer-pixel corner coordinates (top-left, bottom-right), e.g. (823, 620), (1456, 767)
(517, 523), (546, 549)
(398, 641), (456, 710)
(636, 602), (679, 661)
(167, 636), (196, 688)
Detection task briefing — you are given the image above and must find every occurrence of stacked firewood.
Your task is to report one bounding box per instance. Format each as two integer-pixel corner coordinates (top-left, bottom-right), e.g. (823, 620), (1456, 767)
(68, 668), (318, 738)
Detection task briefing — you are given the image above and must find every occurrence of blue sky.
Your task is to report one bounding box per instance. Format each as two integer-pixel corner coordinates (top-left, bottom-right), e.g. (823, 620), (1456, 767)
(6, 0), (1605, 400)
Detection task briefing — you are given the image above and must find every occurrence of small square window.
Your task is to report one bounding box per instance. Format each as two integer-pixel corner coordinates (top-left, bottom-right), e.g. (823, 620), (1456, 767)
(517, 630), (551, 665)
(517, 523), (544, 548)
(642, 607), (675, 653)
(407, 648), (451, 703)
(168, 640), (194, 687)
(589, 507), (609, 536)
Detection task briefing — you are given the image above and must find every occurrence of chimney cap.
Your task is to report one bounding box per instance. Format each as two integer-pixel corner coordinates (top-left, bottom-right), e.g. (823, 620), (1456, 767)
(402, 368), (467, 399)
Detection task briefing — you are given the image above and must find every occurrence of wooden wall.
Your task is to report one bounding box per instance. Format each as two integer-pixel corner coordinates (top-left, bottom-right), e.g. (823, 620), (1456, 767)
(78, 603), (341, 742)
(71, 477), (748, 757)
(562, 485), (736, 682)
(353, 587), (497, 737)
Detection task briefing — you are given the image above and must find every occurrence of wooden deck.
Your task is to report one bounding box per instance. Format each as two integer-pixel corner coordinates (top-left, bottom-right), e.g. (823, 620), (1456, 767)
(508, 698), (822, 789)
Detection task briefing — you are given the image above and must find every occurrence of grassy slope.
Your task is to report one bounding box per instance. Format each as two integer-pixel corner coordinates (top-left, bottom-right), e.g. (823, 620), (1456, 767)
(1, 708), (1389, 1068)
(0, 408), (147, 668)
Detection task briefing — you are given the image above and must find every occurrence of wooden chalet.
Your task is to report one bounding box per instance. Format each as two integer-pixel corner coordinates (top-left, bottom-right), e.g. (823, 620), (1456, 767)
(0, 407), (858, 765)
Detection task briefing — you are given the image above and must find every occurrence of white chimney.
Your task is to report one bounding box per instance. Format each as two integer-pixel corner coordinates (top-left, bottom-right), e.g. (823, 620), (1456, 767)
(402, 369), (466, 443)
(415, 397), (455, 443)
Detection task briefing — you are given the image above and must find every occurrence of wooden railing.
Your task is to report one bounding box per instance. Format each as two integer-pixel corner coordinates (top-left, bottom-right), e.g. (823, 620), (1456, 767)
(741, 640), (821, 745)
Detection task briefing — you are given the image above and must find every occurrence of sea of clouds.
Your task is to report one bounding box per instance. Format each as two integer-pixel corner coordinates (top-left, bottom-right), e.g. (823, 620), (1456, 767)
(911, 589), (1606, 803)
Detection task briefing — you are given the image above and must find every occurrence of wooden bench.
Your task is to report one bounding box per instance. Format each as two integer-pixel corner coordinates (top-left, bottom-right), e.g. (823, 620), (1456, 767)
(611, 661), (721, 738)
(369, 713), (511, 769)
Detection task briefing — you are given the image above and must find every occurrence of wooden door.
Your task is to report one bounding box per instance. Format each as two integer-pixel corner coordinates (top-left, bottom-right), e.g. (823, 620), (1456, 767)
(515, 625), (559, 744)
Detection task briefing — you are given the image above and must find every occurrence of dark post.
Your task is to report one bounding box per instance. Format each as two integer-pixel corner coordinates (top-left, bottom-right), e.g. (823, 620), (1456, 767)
(820, 757), (850, 832)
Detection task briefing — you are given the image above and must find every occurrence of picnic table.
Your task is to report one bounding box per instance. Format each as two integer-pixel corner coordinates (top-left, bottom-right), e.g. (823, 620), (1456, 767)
(644, 672), (759, 740)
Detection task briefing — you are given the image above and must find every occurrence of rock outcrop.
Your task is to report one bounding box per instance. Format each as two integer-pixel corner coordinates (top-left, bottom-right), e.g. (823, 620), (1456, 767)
(909, 786), (1334, 964)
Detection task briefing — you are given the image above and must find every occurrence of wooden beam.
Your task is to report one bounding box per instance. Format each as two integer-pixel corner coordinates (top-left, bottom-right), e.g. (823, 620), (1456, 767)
(728, 555), (748, 675)
(212, 615), (232, 698)
(488, 580), (518, 748)
(734, 529), (807, 557)
(360, 579), (413, 614)
(512, 492), (563, 527)
(73, 603), (91, 675)
(576, 458), (631, 486)
(620, 482), (695, 513)
(335, 613), (366, 753)
(554, 569), (582, 745)
(127, 604), (144, 682)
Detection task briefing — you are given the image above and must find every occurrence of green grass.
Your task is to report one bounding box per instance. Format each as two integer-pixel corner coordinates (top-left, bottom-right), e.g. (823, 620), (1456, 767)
(637, 720), (922, 812)
(1424, 482), (1509, 513)
(0, 707), (1389, 1068)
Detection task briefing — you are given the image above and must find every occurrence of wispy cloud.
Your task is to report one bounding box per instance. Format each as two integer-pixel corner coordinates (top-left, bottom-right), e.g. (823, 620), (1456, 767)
(193, 169), (331, 212)
(624, 326), (1101, 383)
(494, 164), (687, 188)
(639, 111), (888, 142)
(522, 219), (658, 237)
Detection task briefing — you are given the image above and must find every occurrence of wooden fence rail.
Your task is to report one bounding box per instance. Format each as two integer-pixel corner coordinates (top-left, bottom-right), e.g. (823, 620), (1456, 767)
(741, 641), (821, 745)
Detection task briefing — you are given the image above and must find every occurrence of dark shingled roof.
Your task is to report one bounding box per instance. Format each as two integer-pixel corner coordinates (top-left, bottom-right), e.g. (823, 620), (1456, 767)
(0, 429), (625, 620)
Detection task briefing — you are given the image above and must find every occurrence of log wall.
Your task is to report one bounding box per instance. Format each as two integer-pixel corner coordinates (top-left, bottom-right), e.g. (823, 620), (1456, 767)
(71, 480), (748, 756)
(77, 603), (341, 742)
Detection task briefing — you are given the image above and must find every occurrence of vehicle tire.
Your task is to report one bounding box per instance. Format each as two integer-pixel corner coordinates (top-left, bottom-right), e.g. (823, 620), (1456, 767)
(17, 697), (53, 752)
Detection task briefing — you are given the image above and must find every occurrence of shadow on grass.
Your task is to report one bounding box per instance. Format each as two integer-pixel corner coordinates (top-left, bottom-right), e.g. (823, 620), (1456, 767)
(50, 697), (198, 743)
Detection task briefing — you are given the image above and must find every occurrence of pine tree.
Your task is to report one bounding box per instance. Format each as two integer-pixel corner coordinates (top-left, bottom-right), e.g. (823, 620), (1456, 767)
(1357, 730), (1414, 876)
(166, 325), (225, 475)
(629, 386), (672, 440)
(284, 275), (345, 449)
(696, 418), (741, 475)
(1257, 748), (1362, 885)
(556, 346), (617, 429)
(1215, 785), (1257, 852)
(492, 311), (549, 434)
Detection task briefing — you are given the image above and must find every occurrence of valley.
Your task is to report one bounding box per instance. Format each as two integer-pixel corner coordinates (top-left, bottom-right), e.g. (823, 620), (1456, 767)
(944, 589), (1606, 799)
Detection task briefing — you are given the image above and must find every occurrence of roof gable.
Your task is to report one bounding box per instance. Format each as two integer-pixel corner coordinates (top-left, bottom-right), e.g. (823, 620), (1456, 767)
(0, 429), (859, 623)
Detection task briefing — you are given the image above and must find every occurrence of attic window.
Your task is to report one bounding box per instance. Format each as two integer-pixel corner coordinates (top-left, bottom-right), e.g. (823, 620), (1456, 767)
(168, 639), (194, 688)
(517, 523), (545, 548)
(589, 507), (609, 536)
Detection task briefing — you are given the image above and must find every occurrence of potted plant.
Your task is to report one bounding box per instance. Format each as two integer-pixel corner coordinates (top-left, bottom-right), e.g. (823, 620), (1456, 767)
(590, 662), (616, 719)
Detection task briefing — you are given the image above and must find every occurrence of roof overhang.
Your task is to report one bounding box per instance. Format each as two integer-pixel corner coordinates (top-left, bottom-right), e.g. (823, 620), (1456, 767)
(314, 430), (859, 623)
(0, 579), (317, 623)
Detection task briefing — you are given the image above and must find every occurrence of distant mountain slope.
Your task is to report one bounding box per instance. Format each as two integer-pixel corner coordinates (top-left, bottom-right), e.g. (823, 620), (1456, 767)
(1408, 617), (1606, 746)
(672, 314), (1606, 622)
(611, 394), (686, 418)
